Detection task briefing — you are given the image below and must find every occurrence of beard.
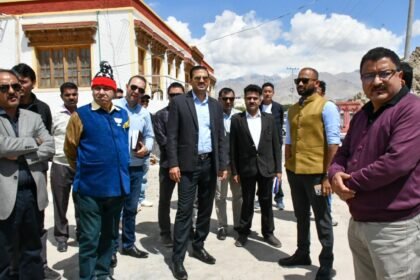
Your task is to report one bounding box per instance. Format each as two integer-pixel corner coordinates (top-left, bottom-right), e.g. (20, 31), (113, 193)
(298, 85), (316, 97)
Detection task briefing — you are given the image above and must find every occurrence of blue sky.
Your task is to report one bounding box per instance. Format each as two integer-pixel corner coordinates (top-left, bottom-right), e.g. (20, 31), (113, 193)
(145, 0), (420, 79)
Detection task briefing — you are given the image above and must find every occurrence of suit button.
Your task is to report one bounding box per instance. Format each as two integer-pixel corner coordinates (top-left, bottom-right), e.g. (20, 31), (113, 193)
(13, 176), (17, 180)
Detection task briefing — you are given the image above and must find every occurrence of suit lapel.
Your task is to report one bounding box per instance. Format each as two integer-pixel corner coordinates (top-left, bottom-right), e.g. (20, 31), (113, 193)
(0, 112), (17, 137)
(239, 112), (255, 148)
(186, 91), (198, 129)
(257, 114), (269, 151)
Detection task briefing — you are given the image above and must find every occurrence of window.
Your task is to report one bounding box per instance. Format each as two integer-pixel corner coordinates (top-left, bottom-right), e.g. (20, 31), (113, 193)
(138, 48), (146, 75)
(37, 46), (91, 88)
(152, 57), (161, 91)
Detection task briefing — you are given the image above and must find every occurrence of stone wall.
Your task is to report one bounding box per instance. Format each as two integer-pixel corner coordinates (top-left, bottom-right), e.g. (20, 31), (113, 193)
(408, 47), (420, 95)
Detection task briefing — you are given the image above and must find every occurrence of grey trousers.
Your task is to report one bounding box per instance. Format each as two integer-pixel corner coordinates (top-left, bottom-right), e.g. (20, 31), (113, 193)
(348, 213), (420, 280)
(215, 171), (242, 229)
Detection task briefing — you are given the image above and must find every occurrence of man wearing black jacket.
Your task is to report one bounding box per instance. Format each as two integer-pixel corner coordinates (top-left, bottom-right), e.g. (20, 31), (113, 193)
(153, 82), (185, 247)
(231, 84), (282, 248)
(260, 82), (285, 210)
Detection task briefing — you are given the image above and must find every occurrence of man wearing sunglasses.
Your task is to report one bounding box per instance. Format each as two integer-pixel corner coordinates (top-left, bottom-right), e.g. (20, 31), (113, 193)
(329, 47), (420, 279)
(214, 87), (242, 241)
(0, 69), (54, 279)
(279, 67), (340, 280)
(153, 82), (185, 247)
(112, 75), (154, 261)
(11, 63), (60, 280)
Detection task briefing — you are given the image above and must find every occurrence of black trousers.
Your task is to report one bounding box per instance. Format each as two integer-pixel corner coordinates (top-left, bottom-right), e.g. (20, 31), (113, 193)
(286, 170), (334, 267)
(50, 162), (79, 242)
(158, 167), (177, 236)
(172, 157), (216, 263)
(238, 173), (274, 237)
(0, 188), (43, 280)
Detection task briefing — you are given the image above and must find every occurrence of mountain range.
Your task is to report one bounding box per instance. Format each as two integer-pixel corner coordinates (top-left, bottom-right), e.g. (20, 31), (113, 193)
(215, 71), (363, 104)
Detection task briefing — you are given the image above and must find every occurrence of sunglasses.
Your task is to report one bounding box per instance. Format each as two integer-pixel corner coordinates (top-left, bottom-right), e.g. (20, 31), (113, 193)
(0, 83), (22, 94)
(169, 93), (181, 98)
(222, 97), (235, 102)
(130, 84), (146, 94)
(294, 78), (316, 85)
(192, 76), (209, 82)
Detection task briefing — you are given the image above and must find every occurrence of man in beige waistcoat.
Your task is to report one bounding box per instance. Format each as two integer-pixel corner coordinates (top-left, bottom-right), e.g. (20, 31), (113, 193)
(278, 67), (341, 280)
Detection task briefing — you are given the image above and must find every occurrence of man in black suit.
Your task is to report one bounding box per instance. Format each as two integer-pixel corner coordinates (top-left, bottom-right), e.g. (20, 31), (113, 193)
(167, 66), (227, 280)
(260, 82), (285, 210)
(231, 84), (282, 248)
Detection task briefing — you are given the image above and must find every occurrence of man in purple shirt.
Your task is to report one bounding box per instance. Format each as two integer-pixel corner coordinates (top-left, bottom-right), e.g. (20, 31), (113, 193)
(329, 47), (420, 280)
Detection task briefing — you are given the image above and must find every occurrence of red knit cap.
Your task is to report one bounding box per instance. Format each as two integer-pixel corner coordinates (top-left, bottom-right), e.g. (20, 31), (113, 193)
(91, 61), (117, 91)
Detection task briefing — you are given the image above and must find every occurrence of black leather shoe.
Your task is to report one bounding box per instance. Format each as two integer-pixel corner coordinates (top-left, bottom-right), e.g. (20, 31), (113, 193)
(110, 253), (117, 268)
(315, 266), (332, 280)
(161, 234), (174, 247)
(264, 235), (282, 248)
(278, 252), (311, 266)
(216, 227), (227, 240)
(172, 261), (188, 280)
(43, 266), (61, 280)
(191, 247), (216, 264)
(57, 241), (68, 252)
(121, 246), (149, 258)
(234, 234), (248, 247)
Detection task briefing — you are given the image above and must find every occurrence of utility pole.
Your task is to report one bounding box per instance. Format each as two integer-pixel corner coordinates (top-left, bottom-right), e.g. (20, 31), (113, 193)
(404, 0), (415, 60)
(286, 67), (299, 104)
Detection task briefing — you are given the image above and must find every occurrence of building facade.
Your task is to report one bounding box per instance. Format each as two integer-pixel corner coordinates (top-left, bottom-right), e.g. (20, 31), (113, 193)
(0, 0), (216, 112)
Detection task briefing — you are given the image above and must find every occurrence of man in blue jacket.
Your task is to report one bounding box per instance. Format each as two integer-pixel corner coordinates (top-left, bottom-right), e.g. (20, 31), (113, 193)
(64, 62), (130, 280)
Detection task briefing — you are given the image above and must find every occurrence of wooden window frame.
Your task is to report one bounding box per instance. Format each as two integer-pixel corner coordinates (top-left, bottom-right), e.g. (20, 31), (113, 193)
(36, 45), (91, 88)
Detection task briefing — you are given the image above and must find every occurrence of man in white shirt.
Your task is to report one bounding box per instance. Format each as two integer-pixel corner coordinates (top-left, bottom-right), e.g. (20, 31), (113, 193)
(51, 82), (79, 252)
(230, 84), (282, 248)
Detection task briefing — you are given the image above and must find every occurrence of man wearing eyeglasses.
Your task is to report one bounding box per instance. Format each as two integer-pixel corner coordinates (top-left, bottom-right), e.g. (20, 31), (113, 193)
(279, 67), (340, 280)
(167, 66), (227, 280)
(112, 75), (154, 262)
(153, 82), (185, 247)
(329, 47), (420, 280)
(0, 69), (54, 279)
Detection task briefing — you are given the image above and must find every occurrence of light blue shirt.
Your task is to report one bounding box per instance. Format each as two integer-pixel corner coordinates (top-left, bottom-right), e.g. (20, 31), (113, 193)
(223, 108), (239, 134)
(113, 98), (155, 166)
(285, 101), (341, 145)
(192, 91), (212, 154)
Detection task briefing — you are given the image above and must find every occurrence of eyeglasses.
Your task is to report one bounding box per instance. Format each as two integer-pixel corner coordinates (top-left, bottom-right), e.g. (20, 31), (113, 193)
(192, 76), (209, 82)
(130, 84), (146, 94)
(294, 78), (316, 85)
(0, 83), (22, 94)
(222, 97), (235, 102)
(169, 93), (181, 98)
(360, 70), (397, 83)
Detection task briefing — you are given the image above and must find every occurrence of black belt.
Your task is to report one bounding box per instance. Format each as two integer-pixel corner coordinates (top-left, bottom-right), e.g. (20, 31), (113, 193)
(198, 153), (212, 160)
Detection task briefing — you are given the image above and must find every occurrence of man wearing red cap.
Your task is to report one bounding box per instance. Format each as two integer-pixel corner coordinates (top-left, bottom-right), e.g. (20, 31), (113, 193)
(64, 61), (130, 280)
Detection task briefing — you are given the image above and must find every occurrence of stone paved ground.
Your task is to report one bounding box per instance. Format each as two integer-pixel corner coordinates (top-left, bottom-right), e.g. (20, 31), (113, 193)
(45, 164), (355, 280)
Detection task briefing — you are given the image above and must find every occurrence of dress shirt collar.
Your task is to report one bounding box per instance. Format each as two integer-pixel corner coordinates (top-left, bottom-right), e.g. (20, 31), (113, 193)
(91, 101), (120, 112)
(59, 104), (75, 115)
(246, 110), (261, 119)
(363, 86), (409, 123)
(192, 91), (208, 104)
